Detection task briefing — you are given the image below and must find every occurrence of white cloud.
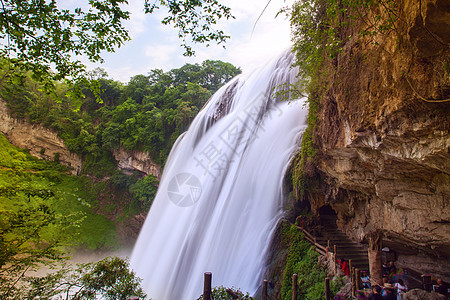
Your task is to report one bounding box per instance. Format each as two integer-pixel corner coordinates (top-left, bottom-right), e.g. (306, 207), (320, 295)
(144, 44), (180, 70)
(85, 0), (296, 81)
(124, 0), (147, 39)
(190, 0), (294, 73)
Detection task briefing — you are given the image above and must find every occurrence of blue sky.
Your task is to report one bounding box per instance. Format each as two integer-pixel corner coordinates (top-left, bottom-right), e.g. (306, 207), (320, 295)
(76, 0), (295, 82)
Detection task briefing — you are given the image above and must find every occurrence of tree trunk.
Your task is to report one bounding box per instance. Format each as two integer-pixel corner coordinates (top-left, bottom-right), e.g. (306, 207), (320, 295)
(367, 230), (383, 285)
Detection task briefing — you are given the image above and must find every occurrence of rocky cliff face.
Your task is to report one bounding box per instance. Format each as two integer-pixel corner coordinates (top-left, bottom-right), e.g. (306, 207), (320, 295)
(112, 147), (161, 178)
(302, 0), (449, 280)
(0, 100), (83, 174)
(0, 100), (160, 179)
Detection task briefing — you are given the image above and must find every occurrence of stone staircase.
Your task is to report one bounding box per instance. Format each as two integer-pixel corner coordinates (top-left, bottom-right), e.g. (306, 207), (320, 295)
(316, 215), (370, 272)
(300, 214), (426, 289)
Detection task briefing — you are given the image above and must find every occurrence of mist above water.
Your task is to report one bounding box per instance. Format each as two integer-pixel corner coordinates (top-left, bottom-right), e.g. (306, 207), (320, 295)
(131, 50), (308, 299)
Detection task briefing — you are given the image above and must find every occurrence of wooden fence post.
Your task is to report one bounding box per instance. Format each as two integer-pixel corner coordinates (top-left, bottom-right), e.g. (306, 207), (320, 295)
(355, 268), (361, 291)
(422, 274), (432, 292)
(325, 278), (331, 300)
(292, 273), (298, 300)
(349, 259), (353, 291)
(334, 245), (337, 275)
(203, 272), (212, 300)
(352, 267), (356, 297)
(262, 279), (268, 300)
(326, 240), (330, 258)
(349, 259), (353, 277)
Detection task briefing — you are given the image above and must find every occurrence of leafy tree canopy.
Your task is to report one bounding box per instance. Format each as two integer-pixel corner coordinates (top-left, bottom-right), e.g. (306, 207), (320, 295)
(0, 0), (233, 99)
(1, 58), (241, 167)
(25, 257), (147, 300)
(145, 0), (233, 56)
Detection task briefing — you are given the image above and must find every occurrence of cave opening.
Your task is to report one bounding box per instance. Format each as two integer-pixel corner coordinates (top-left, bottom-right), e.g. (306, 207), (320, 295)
(318, 204), (338, 227)
(318, 204), (336, 216)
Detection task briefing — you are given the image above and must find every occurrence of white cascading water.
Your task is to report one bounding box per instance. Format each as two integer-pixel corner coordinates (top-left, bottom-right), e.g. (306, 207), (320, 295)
(130, 50), (308, 300)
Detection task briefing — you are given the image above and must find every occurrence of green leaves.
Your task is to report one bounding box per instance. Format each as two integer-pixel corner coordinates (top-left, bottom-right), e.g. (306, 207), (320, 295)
(0, 196), (81, 298)
(144, 0), (234, 56)
(130, 175), (158, 210)
(25, 257), (147, 299)
(0, 0), (234, 102)
(197, 285), (254, 299)
(0, 0), (130, 98)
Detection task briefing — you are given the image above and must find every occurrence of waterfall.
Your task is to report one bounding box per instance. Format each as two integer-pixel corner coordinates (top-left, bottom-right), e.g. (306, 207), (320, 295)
(130, 50), (308, 300)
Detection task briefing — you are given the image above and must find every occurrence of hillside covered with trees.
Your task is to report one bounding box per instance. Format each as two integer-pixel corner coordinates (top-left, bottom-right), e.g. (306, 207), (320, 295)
(0, 58), (240, 297)
(0, 0), (247, 298)
(1, 57), (241, 234)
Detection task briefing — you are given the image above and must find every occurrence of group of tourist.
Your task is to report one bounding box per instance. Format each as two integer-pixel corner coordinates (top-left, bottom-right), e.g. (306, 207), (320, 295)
(366, 278), (448, 300)
(361, 268), (407, 300)
(366, 279), (408, 300)
(344, 260), (449, 300)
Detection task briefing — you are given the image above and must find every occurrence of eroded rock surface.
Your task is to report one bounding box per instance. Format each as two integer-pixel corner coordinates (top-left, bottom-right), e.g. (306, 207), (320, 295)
(112, 147), (160, 179)
(302, 0), (450, 280)
(1, 100), (161, 180)
(0, 100), (82, 174)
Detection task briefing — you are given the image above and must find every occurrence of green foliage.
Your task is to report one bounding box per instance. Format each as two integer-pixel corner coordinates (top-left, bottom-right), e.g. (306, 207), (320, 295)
(197, 286), (254, 300)
(0, 133), (128, 297)
(292, 92), (319, 198)
(0, 0), (130, 100)
(130, 175), (158, 210)
(0, 203), (79, 298)
(145, 0), (234, 56)
(289, 0), (400, 89)
(0, 134), (118, 252)
(288, 0), (401, 198)
(280, 224), (312, 299)
(0, 0), (234, 100)
(24, 257), (147, 300)
(280, 224), (344, 300)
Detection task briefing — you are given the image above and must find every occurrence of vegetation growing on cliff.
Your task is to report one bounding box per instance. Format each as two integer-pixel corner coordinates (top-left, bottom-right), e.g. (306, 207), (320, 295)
(0, 134), (148, 297)
(1, 60), (241, 169)
(280, 224), (344, 300)
(288, 0), (405, 197)
(0, 134), (118, 250)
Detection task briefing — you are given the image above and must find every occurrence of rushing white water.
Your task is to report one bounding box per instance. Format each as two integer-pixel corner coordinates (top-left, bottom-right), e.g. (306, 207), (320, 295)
(130, 50), (308, 300)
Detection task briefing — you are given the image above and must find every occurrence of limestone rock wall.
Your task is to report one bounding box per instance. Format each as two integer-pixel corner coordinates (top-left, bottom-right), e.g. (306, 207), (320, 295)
(0, 100), (161, 179)
(304, 0), (450, 279)
(0, 100), (82, 174)
(112, 147), (161, 179)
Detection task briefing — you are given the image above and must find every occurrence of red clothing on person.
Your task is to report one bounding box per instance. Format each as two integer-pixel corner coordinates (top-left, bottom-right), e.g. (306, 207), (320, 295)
(341, 261), (350, 276)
